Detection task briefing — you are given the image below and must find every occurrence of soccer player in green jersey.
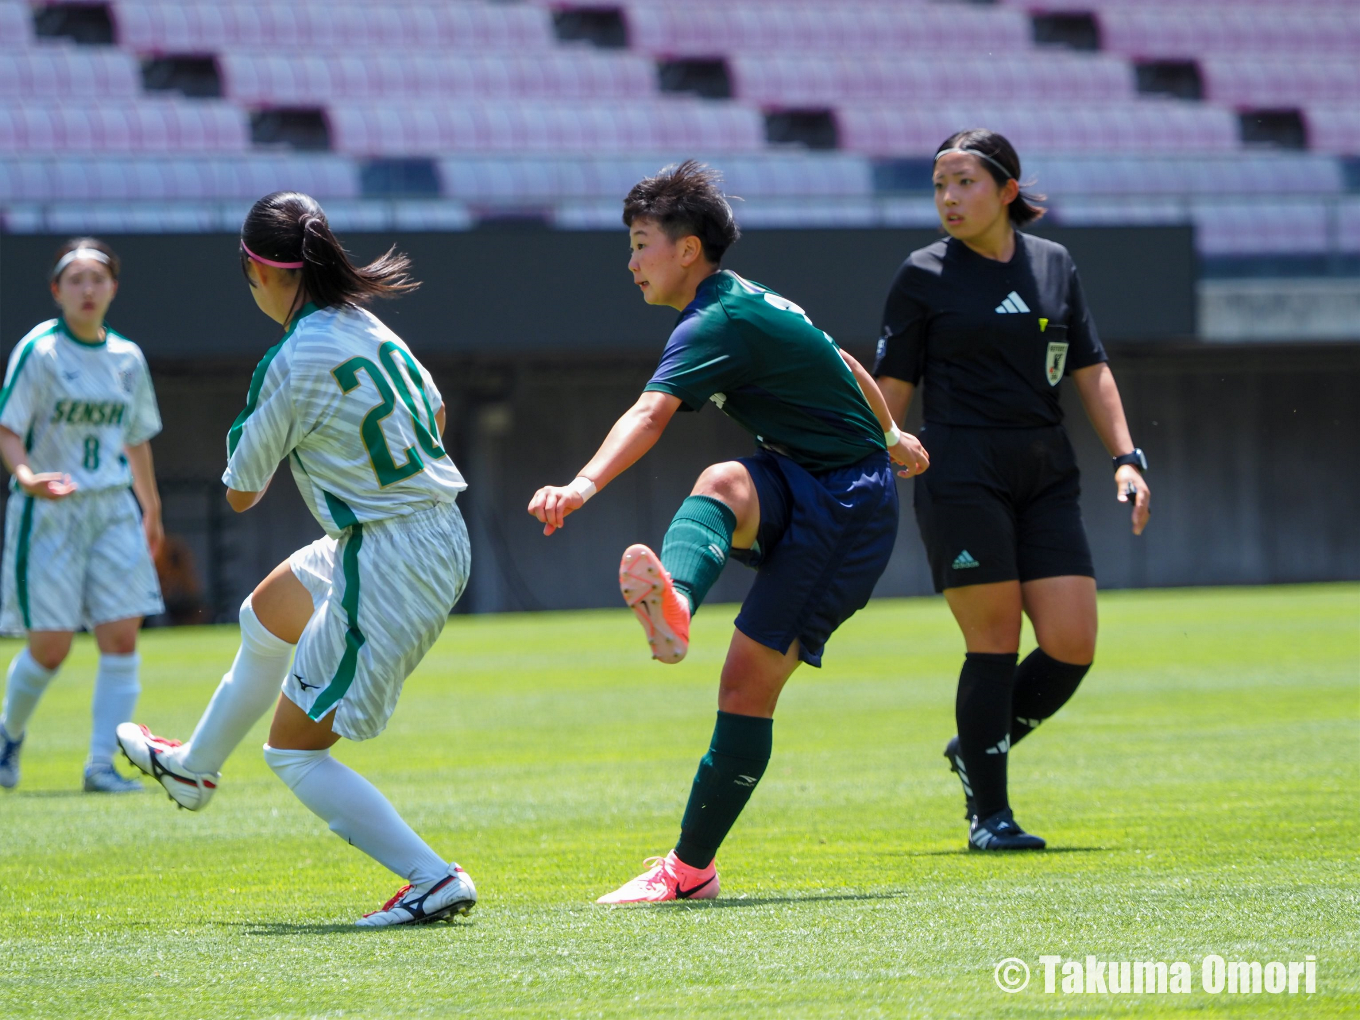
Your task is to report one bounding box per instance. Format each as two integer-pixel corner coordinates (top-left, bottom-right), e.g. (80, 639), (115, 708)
(528, 161), (929, 903)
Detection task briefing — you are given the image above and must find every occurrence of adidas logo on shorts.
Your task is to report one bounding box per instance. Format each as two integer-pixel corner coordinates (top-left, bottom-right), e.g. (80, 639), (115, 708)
(952, 550), (981, 570)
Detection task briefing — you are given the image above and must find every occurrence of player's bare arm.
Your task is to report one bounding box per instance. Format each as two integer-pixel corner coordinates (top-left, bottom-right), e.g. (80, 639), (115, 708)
(1071, 362), (1150, 535)
(527, 390), (680, 536)
(0, 424), (76, 500)
(838, 350), (929, 477)
(124, 441), (163, 556)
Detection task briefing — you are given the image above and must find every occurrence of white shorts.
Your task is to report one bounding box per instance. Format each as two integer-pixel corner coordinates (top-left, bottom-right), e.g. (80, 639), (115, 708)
(0, 487), (163, 636)
(283, 500), (470, 742)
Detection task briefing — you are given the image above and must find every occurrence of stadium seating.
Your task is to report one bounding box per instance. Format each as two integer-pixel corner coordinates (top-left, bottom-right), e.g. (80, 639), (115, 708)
(0, 0), (1354, 274)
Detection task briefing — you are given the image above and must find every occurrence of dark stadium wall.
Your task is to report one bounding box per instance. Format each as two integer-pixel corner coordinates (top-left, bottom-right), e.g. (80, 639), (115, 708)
(0, 225), (1195, 358)
(1, 229), (1355, 619)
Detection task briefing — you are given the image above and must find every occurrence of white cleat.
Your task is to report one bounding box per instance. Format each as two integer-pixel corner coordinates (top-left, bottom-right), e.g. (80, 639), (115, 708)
(116, 722), (218, 811)
(356, 865), (477, 927)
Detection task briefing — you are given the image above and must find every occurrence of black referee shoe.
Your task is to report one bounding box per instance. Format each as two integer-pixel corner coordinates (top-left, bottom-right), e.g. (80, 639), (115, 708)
(943, 736), (976, 821)
(969, 808), (1046, 851)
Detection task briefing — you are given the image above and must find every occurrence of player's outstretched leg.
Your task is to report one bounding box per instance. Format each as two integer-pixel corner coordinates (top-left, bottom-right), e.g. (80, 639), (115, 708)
(619, 495), (737, 663)
(264, 745), (476, 926)
(118, 598), (293, 809)
(84, 652), (143, 793)
(598, 708), (772, 904)
(0, 649), (59, 790)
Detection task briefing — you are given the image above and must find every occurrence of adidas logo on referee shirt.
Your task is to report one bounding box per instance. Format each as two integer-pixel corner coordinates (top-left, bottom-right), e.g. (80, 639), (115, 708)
(952, 550), (980, 570)
(995, 291), (1030, 314)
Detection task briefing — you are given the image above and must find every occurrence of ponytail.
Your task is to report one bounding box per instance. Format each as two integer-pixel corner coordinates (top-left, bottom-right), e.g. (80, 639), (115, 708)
(240, 192), (418, 308)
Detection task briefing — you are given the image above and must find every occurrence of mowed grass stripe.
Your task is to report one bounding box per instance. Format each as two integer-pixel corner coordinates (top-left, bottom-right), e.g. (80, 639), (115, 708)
(0, 584), (1355, 1019)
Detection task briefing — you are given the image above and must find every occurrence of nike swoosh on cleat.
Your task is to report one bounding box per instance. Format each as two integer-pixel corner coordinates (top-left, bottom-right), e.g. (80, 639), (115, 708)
(675, 875), (716, 899)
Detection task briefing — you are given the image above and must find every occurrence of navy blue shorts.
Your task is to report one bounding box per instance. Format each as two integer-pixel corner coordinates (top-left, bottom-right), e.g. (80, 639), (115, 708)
(731, 449), (898, 668)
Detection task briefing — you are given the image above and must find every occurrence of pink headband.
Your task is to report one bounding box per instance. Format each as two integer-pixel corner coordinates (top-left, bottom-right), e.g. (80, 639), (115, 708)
(241, 240), (304, 269)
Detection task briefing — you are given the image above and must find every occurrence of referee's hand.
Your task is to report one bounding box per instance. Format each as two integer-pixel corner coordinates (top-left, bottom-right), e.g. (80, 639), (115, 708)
(889, 432), (930, 478)
(1116, 465), (1151, 535)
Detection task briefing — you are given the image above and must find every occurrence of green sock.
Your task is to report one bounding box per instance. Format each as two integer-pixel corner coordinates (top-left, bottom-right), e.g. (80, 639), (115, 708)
(674, 711), (773, 869)
(661, 495), (737, 613)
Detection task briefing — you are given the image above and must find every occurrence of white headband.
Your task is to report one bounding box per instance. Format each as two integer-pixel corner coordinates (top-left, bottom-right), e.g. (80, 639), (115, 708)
(934, 147), (1015, 181)
(52, 247), (111, 280)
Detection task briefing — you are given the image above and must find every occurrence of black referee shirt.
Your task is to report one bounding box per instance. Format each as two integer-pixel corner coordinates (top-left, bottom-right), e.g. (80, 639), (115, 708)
(874, 232), (1107, 428)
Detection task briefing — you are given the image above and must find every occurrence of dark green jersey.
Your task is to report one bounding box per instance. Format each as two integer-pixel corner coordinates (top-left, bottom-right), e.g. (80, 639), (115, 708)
(643, 271), (884, 473)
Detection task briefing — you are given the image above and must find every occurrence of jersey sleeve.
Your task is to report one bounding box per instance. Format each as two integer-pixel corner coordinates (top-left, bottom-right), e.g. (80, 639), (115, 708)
(222, 345), (299, 492)
(0, 340), (46, 437)
(123, 353), (162, 446)
(873, 261), (928, 384)
(1064, 262), (1107, 370)
(643, 314), (751, 410)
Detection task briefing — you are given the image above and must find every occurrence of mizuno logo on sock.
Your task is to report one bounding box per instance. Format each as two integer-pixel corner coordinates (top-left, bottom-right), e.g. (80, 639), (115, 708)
(735, 774), (759, 787)
(952, 550), (980, 570)
(995, 291), (1031, 314)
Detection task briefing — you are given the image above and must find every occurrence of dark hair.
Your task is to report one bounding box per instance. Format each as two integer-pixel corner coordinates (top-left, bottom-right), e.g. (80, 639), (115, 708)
(240, 191), (418, 309)
(51, 236), (120, 282)
(936, 129), (1046, 226)
(622, 160), (741, 265)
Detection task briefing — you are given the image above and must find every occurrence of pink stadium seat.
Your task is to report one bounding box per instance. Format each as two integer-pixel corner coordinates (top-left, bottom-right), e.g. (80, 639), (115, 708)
(0, 1), (31, 46)
(729, 53), (1134, 106)
(218, 51), (656, 105)
(0, 102), (248, 152)
(623, 2), (1030, 56)
(1097, 6), (1360, 59)
(1201, 55), (1360, 110)
(328, 101), (765, 155)
(1192, 201), (1331, 256)
(0, 47), (141, 99)
(835, 102), (1238, 157)
(1303, 106), (1360, 157)
(114, 2), (555, 53)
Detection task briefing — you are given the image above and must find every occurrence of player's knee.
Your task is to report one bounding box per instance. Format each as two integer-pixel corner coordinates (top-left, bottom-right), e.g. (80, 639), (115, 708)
(239, 597), (295, 654)
(1040, 630), (1096, 667)
(263, 744), (329, 790)
(693, 462), (748, 502)
(27, 642), (69, 672)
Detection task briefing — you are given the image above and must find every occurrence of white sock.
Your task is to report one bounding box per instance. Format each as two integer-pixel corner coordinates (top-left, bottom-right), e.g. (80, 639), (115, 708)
(178, 600), (294, 774)
(264, 745), (449, 887)
(1, 648), (59, 740)
(88, 652), (139, 767)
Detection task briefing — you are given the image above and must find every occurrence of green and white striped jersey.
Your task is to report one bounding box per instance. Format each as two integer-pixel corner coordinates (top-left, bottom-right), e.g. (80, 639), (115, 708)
(0, 318), (161, 492)
(222, 303), (465, 537)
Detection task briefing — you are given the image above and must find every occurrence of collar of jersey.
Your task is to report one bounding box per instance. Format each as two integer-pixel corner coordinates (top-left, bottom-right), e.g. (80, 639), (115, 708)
(55, 316), (107, 348)
(282, 302), (322, 340)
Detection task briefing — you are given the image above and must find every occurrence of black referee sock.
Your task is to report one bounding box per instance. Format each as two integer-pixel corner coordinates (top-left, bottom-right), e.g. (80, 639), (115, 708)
(955, 652), (1019, 821)
(1010, 649), (1090, 745)
(674, 711), (773, 869)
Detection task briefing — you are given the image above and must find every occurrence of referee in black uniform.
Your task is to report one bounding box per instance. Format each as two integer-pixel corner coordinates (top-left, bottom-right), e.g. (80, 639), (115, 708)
(873, 129), (1151, 851)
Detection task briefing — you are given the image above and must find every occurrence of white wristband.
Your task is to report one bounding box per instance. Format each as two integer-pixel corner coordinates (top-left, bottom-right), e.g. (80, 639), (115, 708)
(566, 476), (597, 503)
(884, 424), (902, 448)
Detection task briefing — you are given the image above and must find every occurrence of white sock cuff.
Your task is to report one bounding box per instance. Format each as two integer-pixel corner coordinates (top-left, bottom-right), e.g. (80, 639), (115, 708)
(239, 598), (295, 656)
(97, 652), (140, 678)
(263, 744), (329, 790)
(13, 647), (58, 682)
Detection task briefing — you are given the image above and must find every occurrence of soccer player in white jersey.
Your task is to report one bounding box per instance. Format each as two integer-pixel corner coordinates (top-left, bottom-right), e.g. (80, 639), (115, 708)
(117, 192), (476, 926)
(0, 238), (165, 794)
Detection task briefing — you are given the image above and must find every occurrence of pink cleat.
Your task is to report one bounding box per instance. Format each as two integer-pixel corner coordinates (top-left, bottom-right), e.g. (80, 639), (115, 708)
(596, 850), (719, 905)
(619, 544), (691, 664)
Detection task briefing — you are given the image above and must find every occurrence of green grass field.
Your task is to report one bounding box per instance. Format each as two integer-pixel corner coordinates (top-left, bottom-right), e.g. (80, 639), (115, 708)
(0, 584), (1356, 1019)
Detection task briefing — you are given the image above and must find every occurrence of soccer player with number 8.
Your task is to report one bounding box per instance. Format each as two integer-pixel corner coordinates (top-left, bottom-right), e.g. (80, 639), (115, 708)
(0, 238), (165, 795)
(118, 193), (478, 926)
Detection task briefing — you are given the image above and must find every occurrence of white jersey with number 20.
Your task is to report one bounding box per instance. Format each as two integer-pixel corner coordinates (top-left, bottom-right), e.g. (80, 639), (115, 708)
(222, 303), (466, 537)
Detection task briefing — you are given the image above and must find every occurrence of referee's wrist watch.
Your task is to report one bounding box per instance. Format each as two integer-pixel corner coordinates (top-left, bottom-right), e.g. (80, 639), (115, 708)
(1112, 448), (1147, 473)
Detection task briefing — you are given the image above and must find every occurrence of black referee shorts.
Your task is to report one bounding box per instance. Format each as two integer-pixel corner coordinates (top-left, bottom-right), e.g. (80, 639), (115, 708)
(913, 423), (1094, 593)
